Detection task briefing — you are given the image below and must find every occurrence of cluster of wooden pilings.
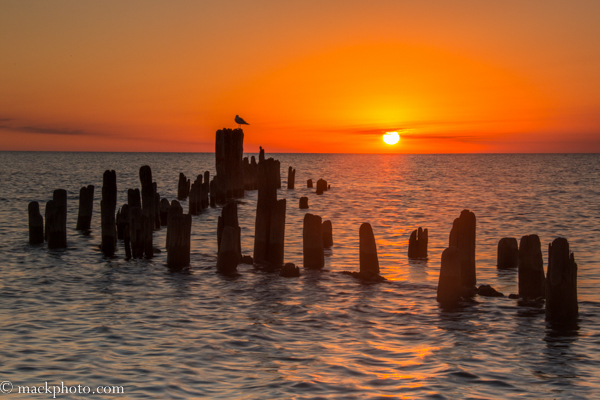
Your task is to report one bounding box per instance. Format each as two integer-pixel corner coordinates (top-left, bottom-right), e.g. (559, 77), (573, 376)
(436, 209), (579, 328)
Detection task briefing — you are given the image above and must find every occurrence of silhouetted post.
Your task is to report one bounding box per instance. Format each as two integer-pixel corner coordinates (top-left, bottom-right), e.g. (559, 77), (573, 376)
(217, 226), (239, 274)
(100, 170), (117, 256)
(116, 207), (125, 240)
(76, 185), (94, 231)
(280, 263), (300, 277)
(139, 166), (154, 258)
(46, 189), (68, 249)
(217, 202), (241, 262)
(120, 204), (131, 260)
(177, 173), (189, 200)
(299, 197), (309, 209)
(408, 227), (428, 259)
(189, 175), (201, 215)
(268, 199), (286, 267)
(316, 179), (327, 195)
(166, 200), (191, 269)
(449, 210), (476, 287)
(322, 220), (333, 247)
(215, 128), (245, 198)
(28, 201), (44, 244)
(497, 237), (518, 269)
(359, 223), (379, 275)
(518, 234), (545, 299)
(307, 179), (313, 188)
(202, 171), (210, 209)
(303, 213), (324, 269)
(209, 178), (216, 207)
(128, 189), (143, 259)
(546, 237), (578, 327)
(153, 187), (161, 229)
(287, 166), (296, 189)
(253, 157), (281, 264)
(437, 247), (462, 306)
(159, 198), (170, 226)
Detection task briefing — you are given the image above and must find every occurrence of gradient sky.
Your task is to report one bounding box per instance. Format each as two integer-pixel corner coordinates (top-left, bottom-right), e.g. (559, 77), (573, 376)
(1, 1), (599, 153)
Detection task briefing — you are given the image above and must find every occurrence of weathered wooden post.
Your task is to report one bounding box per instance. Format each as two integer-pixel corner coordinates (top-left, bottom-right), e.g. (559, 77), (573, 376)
(268, 199), (286, 267)
(437, 247), (462, 306)
(518, 234), (545, 299)
(153, 187), (161, 229)
(116, 207), (125, 240)
(202, 171), (210, 209)
(217, 202), (241, 260)
(359, 223), (379, 276)
(497, 237), (518, 269)
(449, 210), (476, 287)
(299, 197), (309, 209)
(139, 166), (154, 258)
(303, 213), (324, 269)
(546, 237), (578, 327)
(128, 189), (143, 259)
(217, 226), (240, 274)
(28, 201), (44, 244)
(101, 171), (117, 256)
(159, 198), (170, 226)
(166, 200), (191, 269)
(307, 179), (313, 188)
(287, 166), (296, 189)
(76, 185), (94, 231)
(215, 128), (245, 199)
(177, 173), (189, 200)
(120, 204), (131, 260)
(316, 179), (327, 195)
(209, 178), (216, 208)
(322, 220), (333, 247)
(408, 227), (428, 259)
(253, 156), (281, 264)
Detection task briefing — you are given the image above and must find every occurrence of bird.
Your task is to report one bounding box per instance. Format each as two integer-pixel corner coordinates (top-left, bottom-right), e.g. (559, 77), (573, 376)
(235, 115), (249, 129)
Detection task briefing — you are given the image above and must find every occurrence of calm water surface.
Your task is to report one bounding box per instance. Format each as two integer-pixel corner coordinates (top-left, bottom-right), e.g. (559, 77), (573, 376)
(0, 152), (599, 399)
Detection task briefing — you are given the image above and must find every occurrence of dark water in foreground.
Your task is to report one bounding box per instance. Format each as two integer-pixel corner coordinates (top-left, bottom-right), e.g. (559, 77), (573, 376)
(0, 152), (599, 399)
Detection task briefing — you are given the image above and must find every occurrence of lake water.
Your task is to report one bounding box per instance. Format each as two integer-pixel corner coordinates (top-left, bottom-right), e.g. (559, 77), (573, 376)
(0, 152), (599, 399)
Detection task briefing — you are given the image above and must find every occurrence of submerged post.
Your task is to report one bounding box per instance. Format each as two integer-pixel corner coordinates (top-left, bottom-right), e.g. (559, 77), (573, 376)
(408, 227), (428, 259)
(303, 213), (324, 269)
(299, 197), (309, 209)
(316, 179), (327, 195)
(449, 210), (476, 287)
(497, 237), (518, 269)
(76, 185), (94, 231)
(28, 201), (44, 244)
(307, 179), (313, 189)
(437, 247), (462, 306)
(546, 237), (578, 327)
(518, 234), (545, 299)
(101, 171), (117, 256)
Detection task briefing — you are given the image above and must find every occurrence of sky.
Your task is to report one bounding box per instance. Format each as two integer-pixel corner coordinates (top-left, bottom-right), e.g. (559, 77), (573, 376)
(1, 1), (599, 153)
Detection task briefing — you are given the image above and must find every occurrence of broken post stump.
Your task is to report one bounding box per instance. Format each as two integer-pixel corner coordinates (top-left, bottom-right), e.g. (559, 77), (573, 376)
(316, 178), (328, 195)
(76, 185), (94, 231)
(303, 213), (324, 269)
(546, 237), (578, 327)
(280, 262), (300, 277)
(307, 179), (313, 188)
(46, 189), (67, 249)
(253, 156), (281, 264)
(437, 246), (462, 306)
(449, 209), (476, 287)
(217, 202), (242, 262)
(359, 222), (379, 276)
(101, 171), (117, 256)
(28, 201), (44, 244)
(299, 197), (309, 209)
(166, 200), (191, 269)
(408, 227), (428, 259)
(322, 220), (333, 247)
(497, 237), (518, 269)
(287, 166), (296, 189)
(177, 173), (189, 200)
(518, 234), (545, 299)
(217, 226), (240, 274)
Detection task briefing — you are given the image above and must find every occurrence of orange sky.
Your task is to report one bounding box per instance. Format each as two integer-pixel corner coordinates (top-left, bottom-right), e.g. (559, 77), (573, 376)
(1, 1), (599, 153)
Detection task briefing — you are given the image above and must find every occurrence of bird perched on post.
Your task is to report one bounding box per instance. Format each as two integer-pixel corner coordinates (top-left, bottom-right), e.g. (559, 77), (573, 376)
(235, 115), (249, 129)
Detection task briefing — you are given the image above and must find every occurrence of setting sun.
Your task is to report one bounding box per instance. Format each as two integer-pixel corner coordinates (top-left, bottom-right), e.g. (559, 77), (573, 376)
(383, 132), (400, 145)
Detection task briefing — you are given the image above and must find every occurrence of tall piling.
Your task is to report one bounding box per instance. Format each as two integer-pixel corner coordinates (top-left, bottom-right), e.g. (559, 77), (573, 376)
(253, 156), (281, 264)
(120, 204), (131, 259)
(166, 200), (191, 269)
(287, 166), (296, 189)
(177, 173), (189, 200)
(546, 237), (578, 327)
(303, 213), (324, 269)
(101, 171), (117, 256)
(76, 185), (94, 231)
(268, 199), (286, 267)
(437, 247), (462, 306)
(159, 198), (170, 226)
(128, 189), (143, 259)
(215, 128), (245, 198)
(46, 189), (67, 249)
(139, 166), (154, 258)
(497, 237), (518, 269)
(518, 234), (545, 299)
(322, 220), (333, 247)
(449, 210), (476, 287)
(359, 223), (379, 276)
(28, 201), (44, 244)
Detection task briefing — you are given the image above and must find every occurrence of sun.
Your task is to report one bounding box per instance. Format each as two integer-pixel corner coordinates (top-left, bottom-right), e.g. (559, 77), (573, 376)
(382, 132), (400, 145)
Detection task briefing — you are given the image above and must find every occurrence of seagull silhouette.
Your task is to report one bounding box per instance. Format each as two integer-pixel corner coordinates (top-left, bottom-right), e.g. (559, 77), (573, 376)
(235, 115), (249, 129)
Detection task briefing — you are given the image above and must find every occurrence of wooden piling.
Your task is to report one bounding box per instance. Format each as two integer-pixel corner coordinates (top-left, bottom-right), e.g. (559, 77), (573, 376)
(76, 185), (94, 231)
(28, 201), (44, 244)
(101, 171), (117, 256)
(120, 204), (131, 260)
(215, 128), (245, 199)
(129, 205), (144, 259)
(408, 227), (428, 259)
(322, 220), (333, 247)
(449, 210), (476, 287)
(268, 199), (286, 267)
(316, 179), (327, 195)
(359, 223), (379, 275)
(139, 166), (154, 258)
(546, 237), (578, 327)
(177, 173), (189, 200)
(437, 247), (462, 306)
(518, 234), (545, 299)
(153, 188), (161, 229)
(497, 237), (518, 269)
(287, 166), (296, 189)
(45, 190), (67, 249)
(303, 213), (324, 269)
(307, 179), (313, 188)
(299, 197), (309, 209)
(217, 226), (240, 274)
(253, 157), (281, 264)
(166, 200), (191, 269)
(159, 198), (170, 226)
(217, 202), (241, 262)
